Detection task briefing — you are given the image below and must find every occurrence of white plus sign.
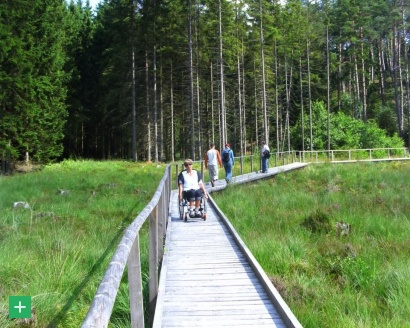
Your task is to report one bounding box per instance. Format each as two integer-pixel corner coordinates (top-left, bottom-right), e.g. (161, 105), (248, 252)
(14, 301), (26, 313)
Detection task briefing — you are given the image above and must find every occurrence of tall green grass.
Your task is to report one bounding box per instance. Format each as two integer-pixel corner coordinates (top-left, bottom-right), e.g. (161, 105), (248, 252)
(213, 161), (410, 328)
(0, 160), (165, 327)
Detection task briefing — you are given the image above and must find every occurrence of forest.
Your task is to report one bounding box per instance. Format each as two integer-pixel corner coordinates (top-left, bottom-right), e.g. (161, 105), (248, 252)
(1, 0), (409, 164)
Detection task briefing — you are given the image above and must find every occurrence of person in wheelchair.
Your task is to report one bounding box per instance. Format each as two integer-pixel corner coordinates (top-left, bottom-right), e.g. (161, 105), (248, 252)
(178, 158), (208, 218)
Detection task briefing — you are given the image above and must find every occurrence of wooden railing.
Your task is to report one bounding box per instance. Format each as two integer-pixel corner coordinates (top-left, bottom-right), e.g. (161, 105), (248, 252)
(82, 165), (172, 328)
(292, 147), (410, 163)
(198, 147), (410, 178)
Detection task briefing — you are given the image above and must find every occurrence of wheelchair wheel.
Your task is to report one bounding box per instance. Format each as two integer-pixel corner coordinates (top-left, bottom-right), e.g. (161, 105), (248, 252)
(179, 200), (184, 220)
(202, 196), (207, 221)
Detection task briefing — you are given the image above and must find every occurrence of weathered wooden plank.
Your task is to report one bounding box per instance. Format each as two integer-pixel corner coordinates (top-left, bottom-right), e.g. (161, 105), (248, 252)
(162, 299), (275, 308)
(161, 316), (285, 327)
(160, 279), (261, 288)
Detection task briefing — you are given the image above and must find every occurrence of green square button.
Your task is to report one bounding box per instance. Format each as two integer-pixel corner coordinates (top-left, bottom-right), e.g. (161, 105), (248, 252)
(9, 296), (31, 319)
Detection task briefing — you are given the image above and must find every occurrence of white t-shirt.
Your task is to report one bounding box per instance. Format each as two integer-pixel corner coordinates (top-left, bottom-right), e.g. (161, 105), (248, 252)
(178, 170), (201, 191)
(207, 149), (218, 166)
(261, 144), (270, 156)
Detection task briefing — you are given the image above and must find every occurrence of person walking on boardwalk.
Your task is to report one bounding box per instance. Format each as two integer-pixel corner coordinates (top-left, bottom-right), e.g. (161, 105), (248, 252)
(178, 159), (208, 217)
(221, 143), (235, 183)
(260, 140), (270, 173)
(205, 143), (223, 187)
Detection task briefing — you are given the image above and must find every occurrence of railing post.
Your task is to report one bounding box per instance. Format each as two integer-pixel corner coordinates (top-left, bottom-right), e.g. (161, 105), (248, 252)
(149, 210), (159, 326)
(157, 195), (164, 261)
(370, 149), (372, 160)
(250, 155), (253, 172)
(240, 156), (243, 175)
(128, 234), (144, 328)
(175, 164), (179, 188)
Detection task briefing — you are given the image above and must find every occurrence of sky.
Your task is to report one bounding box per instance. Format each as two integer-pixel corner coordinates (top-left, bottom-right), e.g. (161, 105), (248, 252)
(88, 0), (101, 10)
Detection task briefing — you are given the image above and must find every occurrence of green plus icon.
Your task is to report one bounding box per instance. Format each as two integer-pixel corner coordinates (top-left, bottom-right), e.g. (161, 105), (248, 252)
(9, 296), (31, 319)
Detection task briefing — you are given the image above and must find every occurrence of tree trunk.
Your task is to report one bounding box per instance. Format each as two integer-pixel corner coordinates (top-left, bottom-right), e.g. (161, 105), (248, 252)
(327, 24), (330, 151)
(392, 24), (403, 136)
(145, 50), (151, 162)
(360, 27), (367, 123)
(218, 0), (226, 144)
(241, 39), (247, 154)
(260, 0), (268, 144)
(170, 62), (175, 162)
(131, 37), (137, 161)
(153, 45), (158, 162)
(188, 0), (195, 159)
(378, 39), (385, 105)
(210, 62), (215, 145)
(300, 55), (305, 152)
(160, 62), (164, 161)
(254, 60), (259, 150)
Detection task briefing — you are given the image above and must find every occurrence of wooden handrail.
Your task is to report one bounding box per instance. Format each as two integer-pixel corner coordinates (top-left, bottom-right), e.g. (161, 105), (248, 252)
(82, 165), (171, 328)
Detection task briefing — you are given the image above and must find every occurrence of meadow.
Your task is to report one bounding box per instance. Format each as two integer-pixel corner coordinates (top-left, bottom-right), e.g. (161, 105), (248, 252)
(213, 161), (410, 328)
(1, 160), (410, 327)
(0, 160), (165, 327)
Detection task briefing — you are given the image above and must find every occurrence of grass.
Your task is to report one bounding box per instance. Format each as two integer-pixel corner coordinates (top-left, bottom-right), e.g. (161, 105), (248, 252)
(3, 159), (410, 327)
(212, 161), (410, 328)
(0, 160), (165, 327)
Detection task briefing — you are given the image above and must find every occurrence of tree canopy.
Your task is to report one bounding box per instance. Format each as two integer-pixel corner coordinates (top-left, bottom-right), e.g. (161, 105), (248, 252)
(1, 0), (409, 163)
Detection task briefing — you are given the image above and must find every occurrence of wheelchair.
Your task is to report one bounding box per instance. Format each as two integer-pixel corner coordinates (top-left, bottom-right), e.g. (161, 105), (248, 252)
(179, 194), (207, 222)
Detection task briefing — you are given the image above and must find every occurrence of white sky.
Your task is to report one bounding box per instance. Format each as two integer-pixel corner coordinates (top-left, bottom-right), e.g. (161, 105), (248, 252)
(88, 0), (101, 10)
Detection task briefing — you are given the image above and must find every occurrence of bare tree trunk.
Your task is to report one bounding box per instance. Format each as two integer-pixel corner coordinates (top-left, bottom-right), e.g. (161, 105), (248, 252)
(188, 0), (195, 159)
(196, 70), (202, 159)
(378, 39), (385, 105)
(370, 42), (375, 83)
(300, 55), (305, 152)
(284, 52), (292, 152)
(402, 0), (410, 147)
(241, 39), (247, 153)
(275, 41), (279, 152)
(237, 53), (243, 156)
(131, 37), (137, 161)
(218, 0), (226, 144)
(160, 62), (164, 161)
(338, 39), (342, 112)
(210, 62), (215, 144)
(153, 45), (158, 162)
(392, 24), (403, 136)
(360, 27), (367, 123)
(145, 50), (151, 162)
(398, 37), (404, 133)
(195, 4), (202, 159)
(307, 38), (313, 151)
(326, 24), (331, 151)
(353, 51), (360, 119)
(254, 60), (259, 149)
(259, 0), (268, 144)
(170, 62), (175, 162)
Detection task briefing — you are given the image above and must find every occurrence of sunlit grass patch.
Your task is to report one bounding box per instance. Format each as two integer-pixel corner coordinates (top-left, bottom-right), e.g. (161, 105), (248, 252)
(213, 161), (410, 328)
(0, 160), (164, 327)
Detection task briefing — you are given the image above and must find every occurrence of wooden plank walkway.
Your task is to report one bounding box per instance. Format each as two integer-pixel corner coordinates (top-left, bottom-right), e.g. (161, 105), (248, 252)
(153, 163), (307, 328)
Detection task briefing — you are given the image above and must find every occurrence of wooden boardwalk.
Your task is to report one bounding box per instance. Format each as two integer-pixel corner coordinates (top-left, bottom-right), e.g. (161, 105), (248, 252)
(153, 163), (306, 328)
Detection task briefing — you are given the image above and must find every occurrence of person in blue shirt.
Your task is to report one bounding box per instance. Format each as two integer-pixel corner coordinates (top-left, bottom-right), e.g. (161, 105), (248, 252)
(221, 143), (235, 183)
